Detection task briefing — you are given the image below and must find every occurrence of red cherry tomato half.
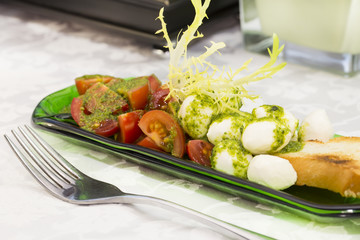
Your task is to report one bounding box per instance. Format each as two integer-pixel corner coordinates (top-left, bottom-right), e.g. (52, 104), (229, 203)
(75, 75), (114, 95)
(94, 119), (119, 137)
(117, 110), (145, 143)
(137, 136), (164, 152)
(149, 87), (171, 111)
(70, 97), (83, 126)
(138, 110), (185, 158)
(186, 140), (214, 167)
(127, 82), (150, 110)
(84, 82), (128, 114)
(147, 74), (162, 93)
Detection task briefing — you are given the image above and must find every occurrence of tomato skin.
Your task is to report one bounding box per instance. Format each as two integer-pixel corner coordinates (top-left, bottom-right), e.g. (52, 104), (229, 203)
(117, 110), (145, 143)
(149, 87), (170, 111)
(70, 97), (83, 125)
(147, 74), (162, 93)
(94, 119), (119, 137)
(75, 75), (114, 95)
(84, 82), (128, 114)
(127, 82), (150, 110)
(138, 110), (186, 158)
(186, 140), (214, 167)
(137, 136), (164, 151)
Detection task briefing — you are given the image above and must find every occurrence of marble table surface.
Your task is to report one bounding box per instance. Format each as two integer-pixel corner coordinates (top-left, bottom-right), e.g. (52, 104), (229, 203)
(1, 2), (360, 240)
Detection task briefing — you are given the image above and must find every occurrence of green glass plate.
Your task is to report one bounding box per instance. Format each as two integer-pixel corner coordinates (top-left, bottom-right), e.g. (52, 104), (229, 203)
(32, 85), (360, 222)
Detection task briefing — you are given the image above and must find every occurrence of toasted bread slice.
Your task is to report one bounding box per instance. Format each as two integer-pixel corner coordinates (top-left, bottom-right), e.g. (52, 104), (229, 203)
(276, 136), (360, 198)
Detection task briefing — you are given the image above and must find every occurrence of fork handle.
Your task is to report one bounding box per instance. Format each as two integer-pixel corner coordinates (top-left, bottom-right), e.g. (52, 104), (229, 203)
(101, 194), (268, 240)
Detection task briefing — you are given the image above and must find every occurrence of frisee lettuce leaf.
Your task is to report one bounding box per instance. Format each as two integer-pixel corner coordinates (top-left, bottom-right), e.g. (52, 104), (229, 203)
(156, 0), (286, 113)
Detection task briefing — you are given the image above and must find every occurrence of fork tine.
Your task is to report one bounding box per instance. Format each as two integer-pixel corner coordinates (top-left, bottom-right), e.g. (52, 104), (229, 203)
(16, 127), (74, 188)
(24, 125), (81, 179)
(5, 125), (82, 192)
(20, 125), (78, 183)
(4, 132), (63, 191)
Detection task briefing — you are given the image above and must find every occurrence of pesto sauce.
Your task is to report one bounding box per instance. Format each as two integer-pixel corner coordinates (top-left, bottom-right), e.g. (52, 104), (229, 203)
(82, 83), (126, 113)
(253, 105), (297, 153)
(270, 119), (291, 152)
(248, 117), (291, 153)
(76, 74), (114, 80)
(211, 139), (250, 179)
(298, 122), (309, 142)
(255, 104), (285, 119)
(80, 110), (117, 132)
(79, 82), (127, 132)
(209, 112), (251, 144)
(116, 77), (148, 95)
(168, 101), (180, 118)
(179, 94), (217, 139)
(167, 126), (177, 154)
(255, 104), (299, 133)
(279, 141), (304, 153)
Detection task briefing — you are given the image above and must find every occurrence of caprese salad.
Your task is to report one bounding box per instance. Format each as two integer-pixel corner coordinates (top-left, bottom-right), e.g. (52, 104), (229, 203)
(69, 0), (334, 191)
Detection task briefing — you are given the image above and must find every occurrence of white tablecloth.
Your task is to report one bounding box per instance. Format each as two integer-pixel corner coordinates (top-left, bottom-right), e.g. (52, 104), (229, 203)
(1, 3), (360, 240)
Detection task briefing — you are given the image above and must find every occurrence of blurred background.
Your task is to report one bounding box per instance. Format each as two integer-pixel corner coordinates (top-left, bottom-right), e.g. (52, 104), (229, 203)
(2, 0), (358, 76)
(0, 0), (240, 49)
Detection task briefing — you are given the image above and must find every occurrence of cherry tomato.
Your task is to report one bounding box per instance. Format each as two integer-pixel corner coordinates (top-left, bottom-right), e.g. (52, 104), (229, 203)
(84, 82), (128, 114)
(137, 136), (164, 152)
(186, 140), (214, 167)
(127, 82), (150, 110)
(138, 110), (185, 158)
(70, 97), (83, 126)
(94, 119), (119, 137)
(149, 87), (171, 111)
(147, 74), (162, 93)
(71, 82), (127, 138)
(75, 75), (115, 95)
(117, 110), (145, 143)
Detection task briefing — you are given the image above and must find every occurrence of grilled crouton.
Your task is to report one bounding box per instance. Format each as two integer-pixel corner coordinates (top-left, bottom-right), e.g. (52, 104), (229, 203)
(276, 137), (360, 198)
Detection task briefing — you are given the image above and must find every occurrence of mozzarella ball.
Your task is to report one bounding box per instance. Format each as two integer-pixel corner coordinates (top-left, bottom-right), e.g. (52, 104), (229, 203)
(247, 154), (297, 190)
(253, 105), (299, 135)
(178, 94), (217, 139)
(299, 109), (333, 142)
(242, 118), (292, 154)
(211, 139), (252, 178)
(206, 113), (250, 145)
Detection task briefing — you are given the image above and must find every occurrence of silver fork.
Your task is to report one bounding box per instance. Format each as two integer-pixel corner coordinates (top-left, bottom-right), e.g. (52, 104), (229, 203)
(4, 125), (267, 240)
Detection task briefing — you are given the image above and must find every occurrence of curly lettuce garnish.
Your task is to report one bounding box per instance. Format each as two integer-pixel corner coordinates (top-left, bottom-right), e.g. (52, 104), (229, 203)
(156, 0), (286, 113)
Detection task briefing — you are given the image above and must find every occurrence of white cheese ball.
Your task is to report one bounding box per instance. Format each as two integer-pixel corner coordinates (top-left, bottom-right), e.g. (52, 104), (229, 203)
(242, 118), (292, 155)
(178, 94), (217, 139)
(299, 109), (333, 142)
(211, 140), (252, 178)
(247, 154), (297, 190)
(253, 105), (299, 135)
(206, 113), (250, 145)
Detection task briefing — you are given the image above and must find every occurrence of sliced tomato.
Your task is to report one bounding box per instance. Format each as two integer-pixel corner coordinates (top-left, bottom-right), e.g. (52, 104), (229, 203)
(72, 82), (127, 138)
(75, 75), (115, 95)
(115, 77), (150, 110)
(137, 136), (164, 152)
(186, 140), (214, 167)
(94, 119), (119, 137)
(147, 74), (162, 93)
(127, 82), (149, 110)
(84, 82), (128, 114)
(70, 97), (83, 125)
(138, 110), (185, 158)
(117, 110), (145, 143)
(148, 87), (170, 111)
